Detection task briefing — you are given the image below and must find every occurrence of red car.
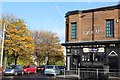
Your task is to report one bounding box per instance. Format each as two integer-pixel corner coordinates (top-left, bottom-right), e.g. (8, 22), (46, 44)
(24, 65), (37, 74)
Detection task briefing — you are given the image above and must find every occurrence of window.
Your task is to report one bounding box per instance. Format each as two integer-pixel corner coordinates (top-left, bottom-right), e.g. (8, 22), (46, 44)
(82, 53), (90, 61)
(71, 22), (77, 39)
(82, 53), (105, 62)
(73, 49), (79, 55)
(94, 53), (105, 62)
(106, 19), (114, 37)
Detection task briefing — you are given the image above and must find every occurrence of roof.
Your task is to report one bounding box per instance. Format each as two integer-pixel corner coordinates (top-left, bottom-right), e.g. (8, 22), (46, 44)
(65, 4), (120, 17)
(61, 40), (120, 46)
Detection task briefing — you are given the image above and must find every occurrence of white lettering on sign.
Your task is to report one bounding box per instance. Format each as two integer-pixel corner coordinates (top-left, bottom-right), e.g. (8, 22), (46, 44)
(83, 48), (104, 53)
(83, 48), (89, 53)
(83, 30), (103, 35)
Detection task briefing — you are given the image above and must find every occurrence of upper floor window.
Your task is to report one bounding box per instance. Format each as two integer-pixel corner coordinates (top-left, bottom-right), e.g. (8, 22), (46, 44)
(106, 19), (114, 37)
(71, 22), (77, 39)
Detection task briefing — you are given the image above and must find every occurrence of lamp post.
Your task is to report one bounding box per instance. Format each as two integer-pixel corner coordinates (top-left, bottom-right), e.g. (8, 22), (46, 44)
(1, 23), (6, 68)
(45, 55), (48, 65)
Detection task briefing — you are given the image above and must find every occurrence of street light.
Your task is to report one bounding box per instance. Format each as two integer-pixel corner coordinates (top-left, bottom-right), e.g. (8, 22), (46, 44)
(0, 23), (6, 68)
(45, 55), (48, 65)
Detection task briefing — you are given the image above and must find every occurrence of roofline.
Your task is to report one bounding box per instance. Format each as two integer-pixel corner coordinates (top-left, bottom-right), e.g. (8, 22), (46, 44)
(61, 40), (120, 46)
(65, 4), (120, 17)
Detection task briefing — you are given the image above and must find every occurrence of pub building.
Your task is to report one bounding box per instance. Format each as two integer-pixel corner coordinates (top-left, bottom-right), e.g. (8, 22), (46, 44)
(62, 4), (120, 78)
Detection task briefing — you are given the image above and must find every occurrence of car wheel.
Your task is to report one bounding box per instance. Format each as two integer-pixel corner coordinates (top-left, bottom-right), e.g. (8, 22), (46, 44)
(34, 70), (37, 73)
(14, 72), (17, 76)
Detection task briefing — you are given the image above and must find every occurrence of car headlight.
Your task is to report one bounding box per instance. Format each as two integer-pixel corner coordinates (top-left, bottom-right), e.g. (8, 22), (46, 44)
(3, 69), (5, 72)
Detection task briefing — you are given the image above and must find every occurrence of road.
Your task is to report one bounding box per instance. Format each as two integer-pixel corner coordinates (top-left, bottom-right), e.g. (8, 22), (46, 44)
(1, 72), (78, 80)
(1, 73), (118, 80)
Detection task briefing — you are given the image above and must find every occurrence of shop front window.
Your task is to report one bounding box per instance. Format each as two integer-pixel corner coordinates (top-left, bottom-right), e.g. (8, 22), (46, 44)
(82, 53), (90, 61)
(82, 53), (105, 62)
(94, 53), (105, 62)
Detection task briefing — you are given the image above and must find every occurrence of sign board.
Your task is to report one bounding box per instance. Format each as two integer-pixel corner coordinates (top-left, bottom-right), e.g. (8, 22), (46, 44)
(83, 48), (104, 53)
(109, 50), (118, 56)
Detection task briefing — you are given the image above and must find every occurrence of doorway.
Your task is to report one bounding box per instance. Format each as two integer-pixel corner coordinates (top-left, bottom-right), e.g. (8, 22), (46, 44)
(109, 56), (118, 77)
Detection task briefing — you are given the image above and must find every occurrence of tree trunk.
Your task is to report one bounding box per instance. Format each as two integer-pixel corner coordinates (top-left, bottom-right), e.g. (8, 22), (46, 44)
(4, 55), (7, 69)
(15, 57), (17, 65)
(14, 53), (19, 65)
(4, 52), (8, 69)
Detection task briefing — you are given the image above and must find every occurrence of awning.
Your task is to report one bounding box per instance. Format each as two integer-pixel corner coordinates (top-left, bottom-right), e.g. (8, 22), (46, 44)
(61, 40), (120, 46)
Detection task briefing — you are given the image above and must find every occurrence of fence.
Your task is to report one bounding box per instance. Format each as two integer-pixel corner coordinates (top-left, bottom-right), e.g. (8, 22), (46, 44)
(64, 68), (120, 80)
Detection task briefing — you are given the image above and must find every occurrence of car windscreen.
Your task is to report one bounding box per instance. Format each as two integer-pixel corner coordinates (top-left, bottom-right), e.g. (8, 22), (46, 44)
(46, 66), (53, 69)
(6, 65), (16, 69)
(58, 66), (65, 69)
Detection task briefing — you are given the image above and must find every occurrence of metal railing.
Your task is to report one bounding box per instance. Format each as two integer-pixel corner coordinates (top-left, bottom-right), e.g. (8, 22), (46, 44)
(64, 68), (120, 80)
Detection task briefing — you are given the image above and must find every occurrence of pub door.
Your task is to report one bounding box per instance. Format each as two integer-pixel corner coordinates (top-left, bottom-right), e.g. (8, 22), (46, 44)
(72, 55), (81, 69)
(109, 56), (118, 77)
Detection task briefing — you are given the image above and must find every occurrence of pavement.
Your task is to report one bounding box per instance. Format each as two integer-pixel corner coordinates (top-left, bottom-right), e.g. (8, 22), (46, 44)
(57, 74), (79, 79)
(108, 77), (120, 80)
(57, 74), (120, 80)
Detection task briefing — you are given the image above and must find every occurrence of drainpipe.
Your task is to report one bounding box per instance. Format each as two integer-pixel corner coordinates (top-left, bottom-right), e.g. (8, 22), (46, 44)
(118, 6), (120, 39)
(92, 11), (94, 41)
(91, 12), (95, 66)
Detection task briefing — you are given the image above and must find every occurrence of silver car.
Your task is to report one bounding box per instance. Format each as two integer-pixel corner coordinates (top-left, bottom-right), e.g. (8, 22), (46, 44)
(3, 65), (24, 76)
(44, 65), (60, 76)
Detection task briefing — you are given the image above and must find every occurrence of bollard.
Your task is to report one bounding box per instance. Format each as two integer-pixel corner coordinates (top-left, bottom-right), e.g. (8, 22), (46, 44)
(97, 69), (98, 80)
(64, 67), (65, 78)
(78, 68), (80, 79)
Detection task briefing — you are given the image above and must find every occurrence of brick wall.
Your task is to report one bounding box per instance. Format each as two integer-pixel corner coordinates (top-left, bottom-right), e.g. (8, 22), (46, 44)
(65, 8), (120, 42)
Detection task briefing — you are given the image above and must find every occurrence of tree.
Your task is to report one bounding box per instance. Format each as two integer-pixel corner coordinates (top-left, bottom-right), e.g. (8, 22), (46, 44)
(32, 30), (64, 66)
(55, 61), (64, 66)
(1, 16), (34, 65)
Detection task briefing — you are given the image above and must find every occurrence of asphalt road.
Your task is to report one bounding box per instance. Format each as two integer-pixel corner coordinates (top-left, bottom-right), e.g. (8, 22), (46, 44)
(1, 73), (78, 80)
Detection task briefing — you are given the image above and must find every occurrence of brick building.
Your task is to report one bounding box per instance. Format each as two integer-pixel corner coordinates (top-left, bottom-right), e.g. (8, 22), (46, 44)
(62, 4), (120, 78)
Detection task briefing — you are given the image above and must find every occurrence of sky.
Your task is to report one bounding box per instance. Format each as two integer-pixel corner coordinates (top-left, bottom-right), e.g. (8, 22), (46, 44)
(1, 1), (119, 43)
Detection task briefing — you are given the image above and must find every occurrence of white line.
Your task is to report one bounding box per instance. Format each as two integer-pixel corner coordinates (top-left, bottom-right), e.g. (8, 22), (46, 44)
(54, 4), (64, 18)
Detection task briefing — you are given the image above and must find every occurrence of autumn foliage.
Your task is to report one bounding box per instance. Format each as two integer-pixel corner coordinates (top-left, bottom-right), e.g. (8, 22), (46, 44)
(1, 15), (64, 67)
(1, 16), (34, 65)
(32, 30), (64, 66)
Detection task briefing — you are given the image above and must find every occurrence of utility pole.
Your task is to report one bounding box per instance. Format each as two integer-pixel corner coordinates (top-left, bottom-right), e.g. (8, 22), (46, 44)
(0, 23), (6, 68)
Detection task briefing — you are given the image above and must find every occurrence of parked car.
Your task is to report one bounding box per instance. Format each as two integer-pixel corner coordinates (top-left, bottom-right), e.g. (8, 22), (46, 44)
(37, 65), (45, 73)
(44, 65), (60, 76)
(58, 66), (65, 70)
(58, 66), (65, 74)
(3, 65), (24, 76)
(0, 66), (2, 74)
(24, 65), (37, 74)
